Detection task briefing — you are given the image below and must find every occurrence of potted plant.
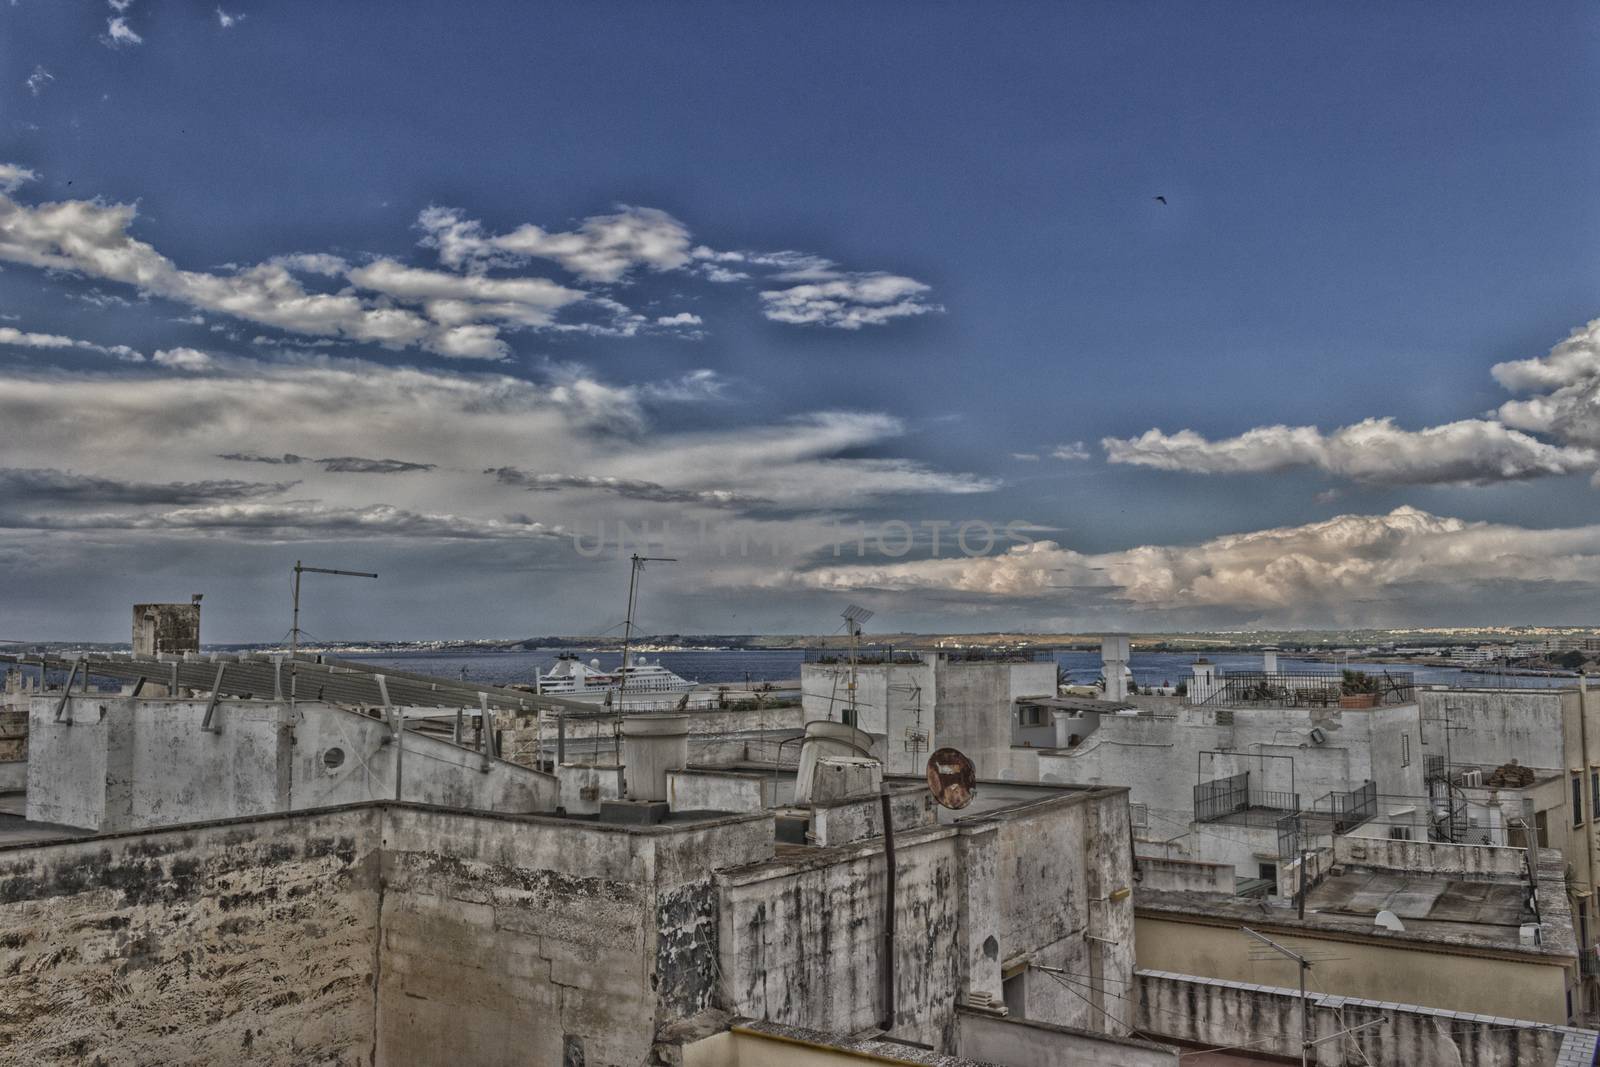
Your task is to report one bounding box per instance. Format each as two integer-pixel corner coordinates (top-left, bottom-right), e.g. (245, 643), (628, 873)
(1340, 670), (1381, 708)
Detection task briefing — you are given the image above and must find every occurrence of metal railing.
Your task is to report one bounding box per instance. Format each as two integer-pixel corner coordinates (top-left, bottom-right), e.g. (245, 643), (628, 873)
(1323, 780), (1378, 833)
(1195, 771), (1302, 825)
(1195, 669), (1415, 708)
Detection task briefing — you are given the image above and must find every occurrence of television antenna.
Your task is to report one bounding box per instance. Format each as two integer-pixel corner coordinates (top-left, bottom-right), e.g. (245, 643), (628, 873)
(841, 604), (873, 725)
(616, 554), (675, 707)
(1241, 927), (1347, 1067)
(289, 560), (377, 702)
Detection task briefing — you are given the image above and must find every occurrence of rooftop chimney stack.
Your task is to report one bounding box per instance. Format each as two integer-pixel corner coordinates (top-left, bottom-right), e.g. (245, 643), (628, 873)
(1101, 635), (1130, 701)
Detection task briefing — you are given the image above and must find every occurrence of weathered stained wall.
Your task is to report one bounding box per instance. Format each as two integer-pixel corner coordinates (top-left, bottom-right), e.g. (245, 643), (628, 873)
(1136, 969), (1592, 1067)
(971, 788), (1136, 1034)
(0, 807), (381, 1065)
(27, 696), (558, 832)
(0, 803), (777, 1067)
(132, 603), (200, 657)
(716, 824), (966, 1048)
(375, 808), (773, 1067)
(1333, 834), (1527, 877)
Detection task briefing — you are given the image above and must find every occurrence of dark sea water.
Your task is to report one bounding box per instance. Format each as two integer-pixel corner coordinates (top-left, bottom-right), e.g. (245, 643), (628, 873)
(340, 647), (1574, 690)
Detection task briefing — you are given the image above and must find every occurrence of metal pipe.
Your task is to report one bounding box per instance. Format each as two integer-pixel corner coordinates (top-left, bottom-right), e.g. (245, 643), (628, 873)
(880, 788), (897, 1032)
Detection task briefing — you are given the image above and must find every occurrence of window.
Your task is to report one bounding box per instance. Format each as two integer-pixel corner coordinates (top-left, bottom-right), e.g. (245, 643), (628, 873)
(1388, 826), (1412, 841)
(841, 707), (858, 729)
(1591, 769), (1599, 817)
(1536, 809), (1550, 848)
(1401, 733), (1411, 768)
(1258, 862), (1277, 882)
(1574, 774), (1585, 828)
(1018, 705), (1043, 727)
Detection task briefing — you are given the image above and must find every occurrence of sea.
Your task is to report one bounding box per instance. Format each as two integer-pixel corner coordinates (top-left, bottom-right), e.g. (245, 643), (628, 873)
(340, 647), (1575, 690)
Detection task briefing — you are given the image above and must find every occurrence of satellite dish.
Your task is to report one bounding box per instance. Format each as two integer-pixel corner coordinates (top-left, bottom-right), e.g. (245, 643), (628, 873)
(926, 747), (976, 810)
(1374, 909), (1405, 932)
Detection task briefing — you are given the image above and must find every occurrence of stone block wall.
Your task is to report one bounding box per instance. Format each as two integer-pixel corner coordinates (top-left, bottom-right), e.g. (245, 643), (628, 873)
(0, 807), (381, 1065)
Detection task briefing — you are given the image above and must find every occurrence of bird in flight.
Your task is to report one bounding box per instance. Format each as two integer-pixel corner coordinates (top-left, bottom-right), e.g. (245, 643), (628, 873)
(1153, 195), (1167, 205)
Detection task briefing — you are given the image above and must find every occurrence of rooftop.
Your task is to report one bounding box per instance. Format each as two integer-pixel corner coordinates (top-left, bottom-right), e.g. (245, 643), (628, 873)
(1138, 850), (1574, 961)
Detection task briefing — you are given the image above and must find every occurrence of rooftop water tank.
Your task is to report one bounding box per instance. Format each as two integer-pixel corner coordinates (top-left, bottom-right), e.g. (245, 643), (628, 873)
(621, 713), (689, 802)
(795, 720), (875, 805)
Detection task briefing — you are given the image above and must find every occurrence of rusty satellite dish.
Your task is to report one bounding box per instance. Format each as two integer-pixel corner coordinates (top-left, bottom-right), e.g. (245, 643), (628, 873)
(926, 747), (976, 810)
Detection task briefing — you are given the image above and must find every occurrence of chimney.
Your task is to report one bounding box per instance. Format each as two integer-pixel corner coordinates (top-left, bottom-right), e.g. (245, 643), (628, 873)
(1101, 635), (1130, 701)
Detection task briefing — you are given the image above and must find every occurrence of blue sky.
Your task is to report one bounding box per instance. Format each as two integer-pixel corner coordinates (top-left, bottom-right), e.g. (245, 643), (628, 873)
(1, 2), (1598, 642)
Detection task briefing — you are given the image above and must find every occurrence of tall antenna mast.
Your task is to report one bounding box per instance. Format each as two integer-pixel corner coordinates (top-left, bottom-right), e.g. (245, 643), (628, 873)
(289, 560), (378, 701)
(841, 604), (874, 725)
(617, 554), (675, 708)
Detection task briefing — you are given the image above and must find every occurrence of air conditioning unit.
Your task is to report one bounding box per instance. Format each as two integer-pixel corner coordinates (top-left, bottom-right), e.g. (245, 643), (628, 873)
(1460, 769), (1483, 787)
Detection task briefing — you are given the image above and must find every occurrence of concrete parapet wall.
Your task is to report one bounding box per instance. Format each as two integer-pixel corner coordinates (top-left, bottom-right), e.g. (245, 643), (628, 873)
(667, 767), (773, 813)
(1136, 855), (1234, 894)
(955, 1008), (1178, 1067)
(1333, 834), (1527, 878)
(808, 783), (935, 847)
(1135, 969), (1591, 1067)
(26, 696), (558, 831)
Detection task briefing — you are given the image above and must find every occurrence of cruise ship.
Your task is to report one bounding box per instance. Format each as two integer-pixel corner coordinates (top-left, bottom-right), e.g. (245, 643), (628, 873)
(536, 652), (697, 702)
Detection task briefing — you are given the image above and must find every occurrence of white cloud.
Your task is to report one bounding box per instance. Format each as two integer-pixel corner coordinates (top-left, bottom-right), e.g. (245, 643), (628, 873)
(0, 164), (36, 194)
(1495, 318), (1600, 450)
(151, 347), (216, 371)
(108, 0), (133, 11)
(759, 273), (940, 329)
(270, 252), (347, 276)
(348, 259), (585, 329)
(1051, 442), (1090, 462)
(1105, 317), (1600, 489)
(104, 16), (143, 46)
(418, 204), (694, 283)
(0, 324), (141, 361)
(655, 312), (702, 327)
(216, 7), (243, 28)
(782, 506), (1600, 623)
(1103, 417), (1598, 485)
(24, 67), (53, 97)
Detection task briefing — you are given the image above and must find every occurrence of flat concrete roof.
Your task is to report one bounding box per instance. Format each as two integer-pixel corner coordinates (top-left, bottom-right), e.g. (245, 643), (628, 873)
(1138, 873), (1571, 960)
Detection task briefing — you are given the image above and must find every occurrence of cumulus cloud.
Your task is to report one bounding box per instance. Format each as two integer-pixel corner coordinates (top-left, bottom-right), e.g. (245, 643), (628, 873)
(1105, 317), (1600, 489)
(1495, 318), (1600, 451)
(0, 324), (140, 362)
(759, 273), (940, 329)
(0, 164), (36, 194)
(347, 259), (584, 329)
(783, 506), (1600, 623)
(1051, 442), (1090, 462)
(151, 347), (217, 371)
(418, 205), (693, 283)
(1104, 417), (1598, 485)
(655, 312), (702, 327)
